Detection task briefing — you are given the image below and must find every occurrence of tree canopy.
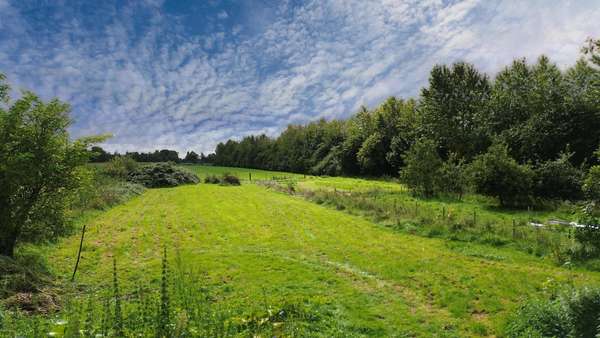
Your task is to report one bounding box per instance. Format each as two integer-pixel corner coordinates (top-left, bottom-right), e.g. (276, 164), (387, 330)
(0, 74), (106, 257)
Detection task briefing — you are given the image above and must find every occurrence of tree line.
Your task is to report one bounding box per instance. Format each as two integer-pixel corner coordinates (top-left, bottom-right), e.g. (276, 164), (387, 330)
(89, 146), (214, 164)
(211, 40), (600, 206)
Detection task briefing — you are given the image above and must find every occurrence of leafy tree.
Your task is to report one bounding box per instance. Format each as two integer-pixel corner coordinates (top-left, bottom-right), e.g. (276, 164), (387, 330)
(468, 142), (534, 207)
(183, 151), (200, 163)
(488, 56), (599, 164)
(436, 153), (467, 199)
(105, 156), (139, 179)
(400, 138), (442, 197)
(583, 148), (600, 201)
(0, 74), (105, 257)
(563, 59), (600, 164)
(89, 146), (113, 162)
(420, 62), (491, 160)
(533, 152), (584, 201)
(582, 37), (600, 67)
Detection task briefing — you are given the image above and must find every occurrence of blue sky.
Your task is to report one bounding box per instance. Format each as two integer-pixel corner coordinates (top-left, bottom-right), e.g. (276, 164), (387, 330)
(1, 0), (599, 154)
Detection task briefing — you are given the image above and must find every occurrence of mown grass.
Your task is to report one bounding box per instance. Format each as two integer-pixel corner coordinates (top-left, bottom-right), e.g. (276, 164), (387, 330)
(3, 177), (598, 336)
(244, 170), (582, 261)
(181, 164), (306, 182)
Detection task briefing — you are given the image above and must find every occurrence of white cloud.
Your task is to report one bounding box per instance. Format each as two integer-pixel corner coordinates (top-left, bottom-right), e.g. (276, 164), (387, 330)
(0, 0), (598, 154)
(217, 10), (228, 19)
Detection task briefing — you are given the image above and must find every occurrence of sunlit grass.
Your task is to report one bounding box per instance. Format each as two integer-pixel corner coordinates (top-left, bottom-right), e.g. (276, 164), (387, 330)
(31, 181), (600, 336)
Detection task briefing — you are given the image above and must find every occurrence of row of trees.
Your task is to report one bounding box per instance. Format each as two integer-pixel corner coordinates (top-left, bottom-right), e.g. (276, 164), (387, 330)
(89, 147), (213, 164)
(211, 40), (600, 205)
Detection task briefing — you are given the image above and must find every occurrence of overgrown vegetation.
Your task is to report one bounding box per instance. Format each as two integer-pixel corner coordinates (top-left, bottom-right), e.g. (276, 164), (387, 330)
(203, 173), (241, 186)
(1, 250), (349, 337)
(505, 286), (600, 337)
(127, 162), (200, 188)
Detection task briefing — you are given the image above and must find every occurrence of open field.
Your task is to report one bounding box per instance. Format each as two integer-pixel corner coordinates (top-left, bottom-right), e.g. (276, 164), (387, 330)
(189, 166), (581, 259)
(13, 166), (596, 336)
(182, 164), (306, 181)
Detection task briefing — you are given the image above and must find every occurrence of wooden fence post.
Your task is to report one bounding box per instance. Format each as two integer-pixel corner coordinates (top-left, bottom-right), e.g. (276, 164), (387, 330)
(512, 219), (516, 239)
(71, 224), (87, 282)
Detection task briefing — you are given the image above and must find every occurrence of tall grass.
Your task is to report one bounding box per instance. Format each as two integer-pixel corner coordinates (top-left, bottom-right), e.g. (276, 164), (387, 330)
(0, 249), (354, 337)
(262, 179), (579, 262)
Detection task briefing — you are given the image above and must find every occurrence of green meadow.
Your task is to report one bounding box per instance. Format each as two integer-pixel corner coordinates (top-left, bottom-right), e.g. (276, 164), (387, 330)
(6, 165), (594, 336)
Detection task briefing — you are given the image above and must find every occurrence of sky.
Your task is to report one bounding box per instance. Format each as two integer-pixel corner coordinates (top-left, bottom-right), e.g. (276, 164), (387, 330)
(0, 0), (599, 154)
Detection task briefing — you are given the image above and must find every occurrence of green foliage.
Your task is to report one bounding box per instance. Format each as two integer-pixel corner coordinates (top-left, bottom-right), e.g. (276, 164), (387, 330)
(0, 74), (107, 257)
(157, 248), (170, 338)
(208, 39), (600, 193)
(112, 258), (124, 336)
(0, 247), (51, 300)
(1, 248), (353, 337)
(221, 173), (241, 186)
(533, 152), (584, 201)
(469, 143), (534, 207)
(436, 153), (467, 199)
(127, 163), (199, 188)
(182, 150), (200, 163)
(505, 287), (600, 338)
(204, 174), (221, 184)
(88, 146), (112, 162)
(573, 202), (600, 260)
(584, 165), (600, 201)
(204, 173), (241, 186)
(400, 138), (442, 197)
(582, 38), (600, 67)
(104, 156), (139, 179)
(505, 297), (572, 337)
(71, 165), (145, 212)
(420, 62), (491, 160)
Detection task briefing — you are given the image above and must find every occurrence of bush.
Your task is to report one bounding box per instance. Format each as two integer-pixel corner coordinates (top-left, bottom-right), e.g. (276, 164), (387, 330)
(104, 156), (138, 178)
(533, 152), (584, 201)
(583, 166), (600, 201)
(436, 153), (467, 199)
(505, 286), (600, 338)
(204, 173), (241, 186)
(221, 173), (241, 186)
(204, 175), (221, 184)
(127, 163), (199, 188)
(469, 143), (534, 207)
(400, 138), (442, 197)
(572, 202), (600, 260)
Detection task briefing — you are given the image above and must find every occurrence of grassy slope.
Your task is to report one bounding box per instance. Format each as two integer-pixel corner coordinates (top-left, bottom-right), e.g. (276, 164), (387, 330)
(47, 179), (600, 336)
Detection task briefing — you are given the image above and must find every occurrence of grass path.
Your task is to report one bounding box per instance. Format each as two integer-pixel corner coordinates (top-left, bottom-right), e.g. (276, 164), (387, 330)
(48, 183), (600, 336)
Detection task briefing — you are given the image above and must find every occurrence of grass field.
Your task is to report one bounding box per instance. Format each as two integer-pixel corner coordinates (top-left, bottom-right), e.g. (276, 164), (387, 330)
(3, 165), (589, 336)
(182, 164), (306, 181)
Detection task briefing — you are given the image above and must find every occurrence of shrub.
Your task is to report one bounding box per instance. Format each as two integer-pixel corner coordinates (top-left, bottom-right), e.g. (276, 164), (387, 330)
(127, 163), (199, 188)
(104, 156), (139, 178)
(204, 173), (241, 186)
(533, 152), (583, 201)
(400, 138), (442, 197)
(505, 298), (572, 337)
(572, 202), (600, 260)
(436, 153), (467, 199)
(468, 143), (534, 207)
(221, 173), (241, 186)
(505, 286), (600, 338)
(204, 175), (221, 184)
(583, 166), (600, 201)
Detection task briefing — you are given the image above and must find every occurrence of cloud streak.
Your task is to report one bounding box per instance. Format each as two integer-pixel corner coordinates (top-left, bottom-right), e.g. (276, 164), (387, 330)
(0, 0), (598, 154)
